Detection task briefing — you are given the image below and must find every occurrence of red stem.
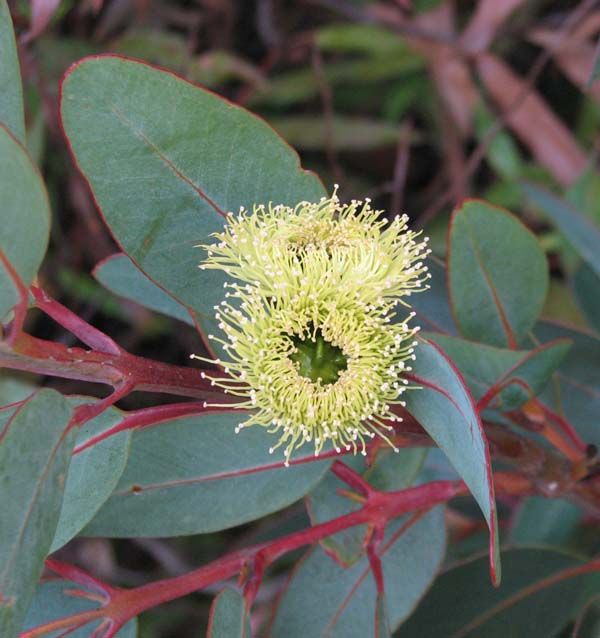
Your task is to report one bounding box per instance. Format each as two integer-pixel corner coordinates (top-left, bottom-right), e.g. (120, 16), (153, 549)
(0, 250), (29, 345)
(0, 332), (229, 400)
(23, 479), (472, 638)
(30, 286), (122, 355)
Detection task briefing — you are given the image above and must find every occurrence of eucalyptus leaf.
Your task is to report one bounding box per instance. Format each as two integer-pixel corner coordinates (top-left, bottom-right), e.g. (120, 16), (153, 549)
(0, 1), (25, 141)
(207, 588), (251, 638)
(272, 507), (446, 638)
(83, 412), (330, 537)
(0, 390), (74, 637)
(94, 253), (193, 325)
(0, 125), (50, 320)
(60, 55), (325, 356)
(405, 338), (500, 583)
(448, 199), (548, 347)
(399, 548), (594, 638)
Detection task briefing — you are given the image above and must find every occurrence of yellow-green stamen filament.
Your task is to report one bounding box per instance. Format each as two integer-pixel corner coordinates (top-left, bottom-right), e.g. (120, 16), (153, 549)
(193, 190), (429, 465)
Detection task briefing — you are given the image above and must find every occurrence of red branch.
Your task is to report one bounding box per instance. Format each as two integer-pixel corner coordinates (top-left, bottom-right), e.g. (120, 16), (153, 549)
(30, 286), (122, 355)
(0, 332), (229, 401)
(0, 250), (29, 345)
(23, 477), (477, 638)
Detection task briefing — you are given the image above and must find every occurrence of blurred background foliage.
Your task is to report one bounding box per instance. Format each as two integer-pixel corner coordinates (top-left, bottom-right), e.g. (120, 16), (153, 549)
(6, 0), (600, 635)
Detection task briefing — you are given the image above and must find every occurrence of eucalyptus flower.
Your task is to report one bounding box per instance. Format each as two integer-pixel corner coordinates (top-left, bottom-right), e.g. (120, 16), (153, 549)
(193, 191), (430, 465)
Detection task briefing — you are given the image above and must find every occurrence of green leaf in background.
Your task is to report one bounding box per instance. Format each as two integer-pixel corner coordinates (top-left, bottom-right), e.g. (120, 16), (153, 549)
(112, 29), (188, 70)
(509, 497), (582, 548)
(0, 125), (50, 320)
(60, 55), (325, 356)
(23, 580), (137, 638)
(572, 262), (600, 334)
(534, 321), (600, 446)
(474, 104), (523, 181)
(0, 1), (25, 142)
(0, 390), (74, 638)
(249, 57), (423, 109)
(398, 548), (594, 638)
(427, 334), (570, 411)
(82, 412), (331, 537)
(448, 199), (549, 348)
(50, 401), (132, 551)
(271, 506), (446, 638)
(269, 116), (408, 151)
(207, 589), (251, 638)
(315, 23), (407, 57)
(93, 253), (193, 326)
(405, 338), (500, 583)
(522, 182), (600, 278)
(306, 449), (426, 565)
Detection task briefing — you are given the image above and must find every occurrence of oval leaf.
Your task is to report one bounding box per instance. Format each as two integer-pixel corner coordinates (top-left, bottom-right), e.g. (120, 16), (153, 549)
(448, 199), (548, 347)
(0, 390), (74, 637)
(60, 55), (325, 350)
(51, 402), (132, 551)
(83, 412), (331, 537)
(0, 1), (25, 141)
(0, 125), (51, 320)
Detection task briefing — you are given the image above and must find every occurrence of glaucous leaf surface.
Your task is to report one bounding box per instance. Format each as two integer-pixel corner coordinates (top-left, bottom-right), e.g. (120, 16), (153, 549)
(23, 580), (137, 638)
(60, 55), (326, 355)
(0, 126), (50, 320)
(50, 401), (132, 551)
(271, 507), (446, 638)
(572, 262), (600, 334)
(509, 496), (582, 548)
(93, 253), (193, 326)
(427, 333), (570, 410)
(0, 0), (25, 141)
(207, 589), (251, 638)
(523, 182), (600, 278)
(399, 548), (594, 638)
(448, 200), (549, 347)
(405, 338), (500, 582)
(534, 321), (600, 446)
(306, 449), (426, 565)
(0, 390), (74, 637)
(83, 412), (331, 537)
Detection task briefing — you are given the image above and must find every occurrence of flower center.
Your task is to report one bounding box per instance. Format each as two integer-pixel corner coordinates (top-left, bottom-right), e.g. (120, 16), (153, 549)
(289, 330), (348, 385)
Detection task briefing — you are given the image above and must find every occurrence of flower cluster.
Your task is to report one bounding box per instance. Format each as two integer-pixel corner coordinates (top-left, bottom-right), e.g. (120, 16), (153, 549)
(193, 190), (430, 465)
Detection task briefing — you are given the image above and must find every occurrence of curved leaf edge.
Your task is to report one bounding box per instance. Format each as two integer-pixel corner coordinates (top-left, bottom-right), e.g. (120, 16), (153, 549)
(412, 335), (500, 585)
(58, 53), (326, 359)
(447, 197), (549, 348)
